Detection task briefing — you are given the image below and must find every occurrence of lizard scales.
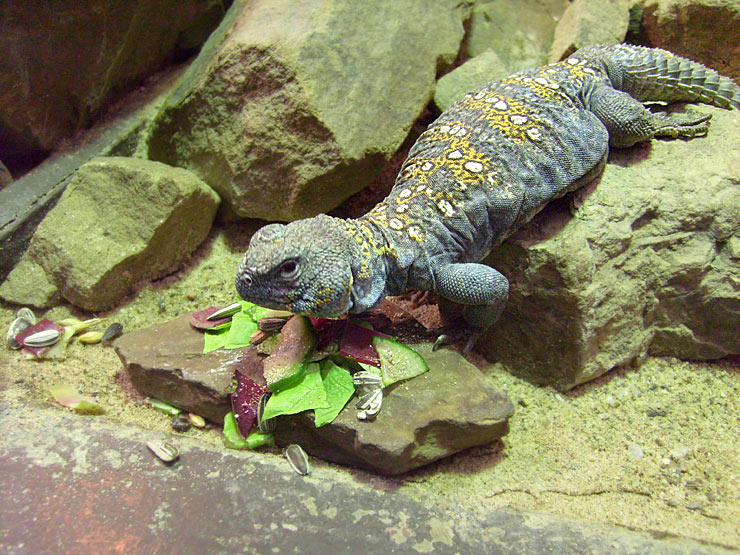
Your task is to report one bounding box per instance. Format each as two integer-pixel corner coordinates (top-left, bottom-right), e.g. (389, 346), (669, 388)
(236, 45), (740, 344)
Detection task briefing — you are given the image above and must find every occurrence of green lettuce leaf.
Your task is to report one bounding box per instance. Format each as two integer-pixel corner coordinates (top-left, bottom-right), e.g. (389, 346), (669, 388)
(314, 360), (354, 427)
(223, 411), (275, 449)
(203, 325), (230, 353)
(261, 364), (329, 421)
(224, 310), (258, 349)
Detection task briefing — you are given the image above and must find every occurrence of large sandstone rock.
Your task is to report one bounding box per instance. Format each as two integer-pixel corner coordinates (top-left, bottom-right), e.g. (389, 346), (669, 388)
(0, 157), (219, 311)
(549, 0), (632, 62)
(113, 314), (513, 474)
(466, 0), (568, 70)
(479, 106), (740, 390)
(639, 0), (740, 81)
(0, 0), (226, 167)
(147, 0), (466, 221)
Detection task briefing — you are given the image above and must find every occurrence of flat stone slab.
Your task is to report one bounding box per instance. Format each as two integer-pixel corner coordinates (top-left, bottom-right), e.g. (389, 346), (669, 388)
(276, 343), (513, 475)
(0, 401), (722, 554)
(113, 314), (514, 474)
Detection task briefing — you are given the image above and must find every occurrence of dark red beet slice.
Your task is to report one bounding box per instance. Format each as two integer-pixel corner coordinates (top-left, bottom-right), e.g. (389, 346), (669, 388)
(339, 322), (390, 368)
(310, 317), (346, 349)
(16, 319), (65, 358)
(231, 370), (268, 438)
(190, 306), (233, 330)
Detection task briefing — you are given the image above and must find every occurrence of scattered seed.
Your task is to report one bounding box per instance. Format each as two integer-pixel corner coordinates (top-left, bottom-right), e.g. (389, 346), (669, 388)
(15, 307), (36, 325)
(258, 317), (287, 332)
(7, 317), (33, 349)
(207, 302), (242, 321)
(146, 440), (180, 464)
(188, 413), (206, 428)
(78, 331), (103, 344)
(249, 329), (270, 345)
(353, 371), (383, 388)
(102, 322), (123, 342)
(257, 392), (275, 433)
(56, 317), (102, 334)
(356, 389), (383, 420)
(172, 415), (192, 432)
(284, 444), (310, 476)
(22, 328), (61, 347)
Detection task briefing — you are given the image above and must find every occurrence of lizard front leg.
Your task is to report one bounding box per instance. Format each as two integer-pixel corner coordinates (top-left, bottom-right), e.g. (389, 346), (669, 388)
(588, 85), (712, 148)
(432, 262), (509, 354)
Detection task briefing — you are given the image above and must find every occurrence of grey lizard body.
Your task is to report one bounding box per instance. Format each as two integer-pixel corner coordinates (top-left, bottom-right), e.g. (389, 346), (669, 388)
(236, 45), (740, 346)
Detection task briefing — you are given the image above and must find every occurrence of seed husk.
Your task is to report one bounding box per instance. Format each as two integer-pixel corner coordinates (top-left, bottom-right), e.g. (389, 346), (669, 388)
(249, 329), (270, 345)
(171, 415), (191, 432)
(258, 317), (287, 333)
(22, 328), (61, 347)
(207, 302), (242, 321)
(102, 322), (123, 342)
(146, 440), (180, 464)
(357, 388), (383, 420)
(56, 317), (103, 335)
(187, 413), (206, 428)
(257, 392), (275, 433)
(15, 307), (36, 325)
(284, 444), (310, 476)
(353, 371), (383, 388)
(7, 317), (33, 349)
(78, 331), (103, 344)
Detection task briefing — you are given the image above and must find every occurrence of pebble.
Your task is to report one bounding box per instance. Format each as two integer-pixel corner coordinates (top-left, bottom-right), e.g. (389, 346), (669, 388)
(172, 415), (192, 432)
(628, 442), (644, 459)
(670, 445), (690, 460)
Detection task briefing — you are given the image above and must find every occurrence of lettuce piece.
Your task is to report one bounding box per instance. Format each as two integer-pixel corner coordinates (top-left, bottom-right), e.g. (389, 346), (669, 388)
(261, 364), (329, 421)
(314, 360), (354, 427)
(222, 411), (275, 449)
(224, 311), (258, 349)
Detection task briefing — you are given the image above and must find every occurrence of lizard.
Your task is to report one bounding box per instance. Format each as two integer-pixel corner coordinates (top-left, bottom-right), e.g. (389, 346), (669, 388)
(235, 44), (740, 352)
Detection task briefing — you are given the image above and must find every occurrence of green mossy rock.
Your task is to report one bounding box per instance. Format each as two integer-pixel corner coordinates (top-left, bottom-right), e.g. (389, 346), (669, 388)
(0, 157), (219, 311)
(147, 0), (466, 221)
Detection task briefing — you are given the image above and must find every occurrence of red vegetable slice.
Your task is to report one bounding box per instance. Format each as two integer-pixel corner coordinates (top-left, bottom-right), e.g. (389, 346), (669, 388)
(16, 319), (65, 358)
(231, 370), (268, 438)
(338, 322), (390, 368)
(190, 306), (233, 329)
(310, 317), (346, 349)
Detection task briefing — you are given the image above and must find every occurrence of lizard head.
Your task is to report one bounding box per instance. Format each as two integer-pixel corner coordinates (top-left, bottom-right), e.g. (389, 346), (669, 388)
(235, 215), (355, 317)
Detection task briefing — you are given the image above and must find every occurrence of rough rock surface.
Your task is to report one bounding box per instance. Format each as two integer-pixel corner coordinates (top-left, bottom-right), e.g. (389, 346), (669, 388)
(478, 107), (740, 390)
(0, 157), (219, 311)
(0, 161), (11, 189)
(114, 314), (238, 423)
(147, 0), (465, 221)
(0, 0), (226, 168)
(112, 314), (513, 474)
(465, 0), (567, 70)
(639, 0), (740, 81)
(434, 49), (511, 112)
(276, 343), (513, 475)
(549, 0), (631, 62)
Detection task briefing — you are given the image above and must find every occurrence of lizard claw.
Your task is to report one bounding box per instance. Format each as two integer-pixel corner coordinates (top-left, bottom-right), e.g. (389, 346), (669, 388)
(432, 334), (451, 351)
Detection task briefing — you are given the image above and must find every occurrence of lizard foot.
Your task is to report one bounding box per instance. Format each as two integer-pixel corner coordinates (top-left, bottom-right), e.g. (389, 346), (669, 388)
(431, 329), (482, 356)
(653, 110), (712, 140)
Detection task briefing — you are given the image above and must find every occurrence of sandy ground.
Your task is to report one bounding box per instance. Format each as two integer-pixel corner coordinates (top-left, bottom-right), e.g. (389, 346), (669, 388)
(1, 223), (738, 550)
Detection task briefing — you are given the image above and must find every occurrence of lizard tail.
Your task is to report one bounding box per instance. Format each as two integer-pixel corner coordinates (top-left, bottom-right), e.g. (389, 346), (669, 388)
(573, 44), (740, 110)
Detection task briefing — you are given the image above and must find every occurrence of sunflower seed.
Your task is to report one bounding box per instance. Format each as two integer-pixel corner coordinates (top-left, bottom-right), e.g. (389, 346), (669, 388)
(257, 392), (275, 433)
(22, 328), (61, 347)
(102, 322), (123, 342)
(207, 302), (242, 321)
(15, 308), (36, 325)
(7, 317), (33, 349)
(188, 413), (206, 428)
(284, 444), (310, 476)
(146, 440), (180, 464)
(78, 331), (103, 344)
(258, 317), (287, 332)
(249, 329), (270, 345)
(353, 371), (383, 388)
(357, 389), (383, 420)
(171, 415), (191, 432)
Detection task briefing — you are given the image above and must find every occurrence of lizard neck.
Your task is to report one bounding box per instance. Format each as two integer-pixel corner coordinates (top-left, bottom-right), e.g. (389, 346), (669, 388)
(340, 218), (410, 313)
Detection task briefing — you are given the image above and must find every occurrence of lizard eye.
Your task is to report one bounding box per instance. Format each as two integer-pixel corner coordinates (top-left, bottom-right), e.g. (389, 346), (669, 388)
(278, 259), (299, 280)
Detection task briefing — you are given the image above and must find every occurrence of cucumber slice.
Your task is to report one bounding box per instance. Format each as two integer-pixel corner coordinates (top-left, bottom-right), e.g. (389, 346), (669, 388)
(372, 336), (430, 386)
(263, 315), (317, 392)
